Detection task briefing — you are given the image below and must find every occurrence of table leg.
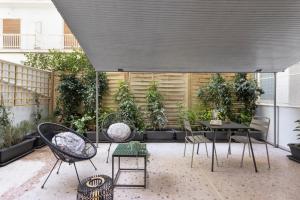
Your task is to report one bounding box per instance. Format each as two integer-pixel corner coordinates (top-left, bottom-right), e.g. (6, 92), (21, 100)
(118, 157), (120, 170)
(144, 156), (147, 188)
(247, 130), (258, 172)
(211, 130), (216, 172)
(112, 156), (114, 184)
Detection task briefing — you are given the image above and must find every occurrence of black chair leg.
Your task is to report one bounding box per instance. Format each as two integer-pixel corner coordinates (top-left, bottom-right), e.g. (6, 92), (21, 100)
(106, 143), (112, 163)
(56, 160), (63, 174)
(41, 159), (59, 189)
(89, 159), (97, 170)
(73, 163), (81, 184)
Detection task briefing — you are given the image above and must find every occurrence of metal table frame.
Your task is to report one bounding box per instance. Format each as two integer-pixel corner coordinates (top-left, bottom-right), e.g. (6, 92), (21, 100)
(199, 121), (258, 173)
(112, 145), (147, 188)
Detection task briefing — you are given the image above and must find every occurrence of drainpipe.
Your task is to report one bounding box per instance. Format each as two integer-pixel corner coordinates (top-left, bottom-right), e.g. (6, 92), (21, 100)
(96, 71), (99, 147)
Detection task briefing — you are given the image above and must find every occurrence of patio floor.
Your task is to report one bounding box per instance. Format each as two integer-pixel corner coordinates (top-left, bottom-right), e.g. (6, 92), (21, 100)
(0, 143), (299, 200)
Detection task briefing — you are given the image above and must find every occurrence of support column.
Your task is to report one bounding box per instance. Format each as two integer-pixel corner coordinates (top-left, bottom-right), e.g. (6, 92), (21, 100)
(274, 72), (278, 147)
(96, 71), (99, 147)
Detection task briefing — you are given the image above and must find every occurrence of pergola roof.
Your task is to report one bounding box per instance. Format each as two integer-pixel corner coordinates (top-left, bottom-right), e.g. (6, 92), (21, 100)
(52, 0), (300, 72)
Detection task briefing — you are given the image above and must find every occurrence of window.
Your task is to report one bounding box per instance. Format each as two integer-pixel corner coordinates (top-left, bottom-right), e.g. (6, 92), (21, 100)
(3, 19), (21, 48)
(257, 73), (274, 103)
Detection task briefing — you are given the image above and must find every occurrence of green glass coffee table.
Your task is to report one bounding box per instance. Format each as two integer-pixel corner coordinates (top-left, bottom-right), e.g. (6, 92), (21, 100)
(112, 143), (148, 188)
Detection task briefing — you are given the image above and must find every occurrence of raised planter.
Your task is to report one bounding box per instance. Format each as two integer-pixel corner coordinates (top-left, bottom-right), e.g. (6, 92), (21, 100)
(288, 143), (300, 162)
(205, 131), (229, 141)
(174, 129), (185, 142)
(145, 129), (175, 142)
(25, 132), (45, 149)
(0, 138), (35, 167)
(86, 131), (108, 142)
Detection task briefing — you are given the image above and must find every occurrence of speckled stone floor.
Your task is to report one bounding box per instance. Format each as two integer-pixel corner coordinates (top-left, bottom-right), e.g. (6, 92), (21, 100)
(0, 143), (299, 200)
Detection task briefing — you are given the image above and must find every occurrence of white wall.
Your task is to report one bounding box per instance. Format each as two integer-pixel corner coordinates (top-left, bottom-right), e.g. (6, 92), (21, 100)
(257, 104), (300, 150)
(0, 0), (64, 50)
(10, 104), (49, 126)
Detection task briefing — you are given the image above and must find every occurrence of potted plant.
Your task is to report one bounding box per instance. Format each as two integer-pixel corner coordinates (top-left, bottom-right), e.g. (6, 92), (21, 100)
(144, 82), (172, 142)
(0, 104), (35, 166)
(288, 120), (300, 162)
(114, 81), (145, 141)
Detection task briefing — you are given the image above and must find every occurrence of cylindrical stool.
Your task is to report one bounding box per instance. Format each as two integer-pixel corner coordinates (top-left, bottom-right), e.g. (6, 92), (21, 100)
(77, 175), (113, 200)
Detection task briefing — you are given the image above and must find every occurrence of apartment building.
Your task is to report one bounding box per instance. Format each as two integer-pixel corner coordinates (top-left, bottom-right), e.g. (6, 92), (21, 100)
(0, 0), (79, 64)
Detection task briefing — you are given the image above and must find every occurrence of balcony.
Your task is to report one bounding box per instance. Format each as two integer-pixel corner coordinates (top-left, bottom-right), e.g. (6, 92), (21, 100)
(0, 33), (80, 51)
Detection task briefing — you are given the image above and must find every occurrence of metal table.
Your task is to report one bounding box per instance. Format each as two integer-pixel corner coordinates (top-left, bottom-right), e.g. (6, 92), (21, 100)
(112, 143), (148, 188)
(199, 121), (258, 173)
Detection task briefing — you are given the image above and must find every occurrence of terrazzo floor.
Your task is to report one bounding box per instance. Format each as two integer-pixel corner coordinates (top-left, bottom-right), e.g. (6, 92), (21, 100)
(0, 143), (299, 200)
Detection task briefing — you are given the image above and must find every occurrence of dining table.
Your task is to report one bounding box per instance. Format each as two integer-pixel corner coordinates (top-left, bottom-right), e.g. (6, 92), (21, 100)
(199, 121), (258, 172)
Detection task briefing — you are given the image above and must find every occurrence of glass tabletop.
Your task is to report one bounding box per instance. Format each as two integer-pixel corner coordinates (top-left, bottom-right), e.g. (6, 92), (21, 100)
(112, 143), (148, 156)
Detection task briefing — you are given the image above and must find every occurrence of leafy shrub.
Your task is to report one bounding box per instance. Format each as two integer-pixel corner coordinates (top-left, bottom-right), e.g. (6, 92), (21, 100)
(146, 82), (167, 130)
(55, 74), (84, 126)
(72, 114), (93, 134)
(198, 74), (233, 120)
(233, 73), (264, 124)
(114, 81), (145, 132)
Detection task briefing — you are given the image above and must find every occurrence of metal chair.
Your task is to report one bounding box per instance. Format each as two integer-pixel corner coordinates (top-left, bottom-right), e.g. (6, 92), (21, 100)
(227, 116), (271, 168)
(183, 120), (218, 168)
(101, 112), (136, 163)
(38, 122), (97, 188)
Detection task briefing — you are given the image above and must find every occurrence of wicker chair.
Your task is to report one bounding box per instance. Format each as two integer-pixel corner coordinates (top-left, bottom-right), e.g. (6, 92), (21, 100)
(38, 122), (97, 188)
(101, 112), (136, 163)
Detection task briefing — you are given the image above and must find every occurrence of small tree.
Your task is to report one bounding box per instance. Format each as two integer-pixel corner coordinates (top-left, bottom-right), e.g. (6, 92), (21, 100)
(233, 73), (264, 124)
(114, 81), (145, 132)
(198, 74), (233, 120)
(55, 74), (84, 126)
(146, 82), (167, 130)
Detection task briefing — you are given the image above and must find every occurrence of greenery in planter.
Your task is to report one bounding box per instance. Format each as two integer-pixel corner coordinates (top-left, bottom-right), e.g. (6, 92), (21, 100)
(114, 81), (145, 132)
(198, 74), (233, 120)
(233, 73), (264, 124)
(177, 103), (212, 130)
(146, 82), (168, 130)
(55, 74), (84, 126)
(0, 100), (33, 150)
(293, 120), (300, 147)
(72, 114), (93, 134)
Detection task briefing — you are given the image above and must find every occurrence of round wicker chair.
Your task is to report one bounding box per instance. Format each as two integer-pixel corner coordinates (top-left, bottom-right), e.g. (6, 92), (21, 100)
(38, 122), (97, 188)
(101, 112), (136, 163)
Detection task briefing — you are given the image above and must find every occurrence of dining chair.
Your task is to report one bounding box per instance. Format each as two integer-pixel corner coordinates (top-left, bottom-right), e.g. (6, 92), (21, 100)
(227, 116), (271, 168)
(183, 120), (218, 168)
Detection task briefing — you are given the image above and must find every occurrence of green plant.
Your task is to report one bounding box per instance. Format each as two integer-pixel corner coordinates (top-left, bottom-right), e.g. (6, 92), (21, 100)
(293, 120), (300, 147)
(233, 73), (264, 124)
(198, 74), (233, 120)
(72, 114), (93, 134)
(31, 91), (42, 131)
(114, 81), (145, 132)
(146, 82), (167, 130)
(0, 120), (33, 149)
(55, 74), (84, 126)
(24, 49), (93, 73)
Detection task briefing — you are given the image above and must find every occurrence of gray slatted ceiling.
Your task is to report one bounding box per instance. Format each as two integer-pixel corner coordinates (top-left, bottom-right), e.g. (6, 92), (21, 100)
(52, 0), (300, 72)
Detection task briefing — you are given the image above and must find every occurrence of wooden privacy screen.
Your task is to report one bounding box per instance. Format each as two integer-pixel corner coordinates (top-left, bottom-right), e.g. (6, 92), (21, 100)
(0, 60), (52, 107)
(102, 72), (236, 127)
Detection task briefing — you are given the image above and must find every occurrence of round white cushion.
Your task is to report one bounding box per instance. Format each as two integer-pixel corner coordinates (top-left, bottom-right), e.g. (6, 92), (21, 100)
(107, 123), (131, 142)
(52, 132), (85, 155)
